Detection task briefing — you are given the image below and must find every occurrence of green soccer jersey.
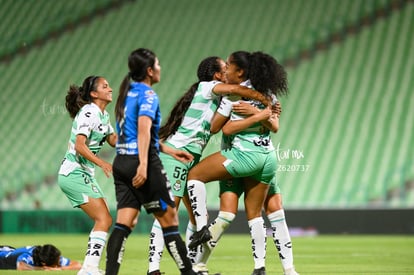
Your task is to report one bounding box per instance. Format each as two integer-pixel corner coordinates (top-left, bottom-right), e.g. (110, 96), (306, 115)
(59, 103), (114, 177)
(222, 80), (277, 153)
(230, 100), (275, 153)
(165, 80), (221, 155)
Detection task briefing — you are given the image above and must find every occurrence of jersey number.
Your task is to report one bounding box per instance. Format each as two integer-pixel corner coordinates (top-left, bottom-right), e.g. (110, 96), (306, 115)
(173, 167), (187, 181)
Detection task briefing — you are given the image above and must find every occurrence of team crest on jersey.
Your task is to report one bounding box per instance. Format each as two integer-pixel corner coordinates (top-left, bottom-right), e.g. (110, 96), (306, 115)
(145, 90), (155, 104)
(145, 89), (154, 96)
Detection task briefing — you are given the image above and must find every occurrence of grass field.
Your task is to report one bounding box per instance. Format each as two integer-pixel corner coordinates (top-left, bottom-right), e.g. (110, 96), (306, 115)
(0, 234), (413, 274)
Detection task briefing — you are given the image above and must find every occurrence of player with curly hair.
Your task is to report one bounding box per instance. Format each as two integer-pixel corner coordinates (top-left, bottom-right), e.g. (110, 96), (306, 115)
(187, 51), (297, 275)
(147, 56), (268, 275)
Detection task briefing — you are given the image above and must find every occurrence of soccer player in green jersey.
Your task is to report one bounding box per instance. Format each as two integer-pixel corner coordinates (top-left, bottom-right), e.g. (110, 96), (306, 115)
(200, 97), (299, 275)
(147, 56), (270, 275)
(199, 52), (300, 275)
(187, 51), (297, 275)
(58, 76), (117, 275)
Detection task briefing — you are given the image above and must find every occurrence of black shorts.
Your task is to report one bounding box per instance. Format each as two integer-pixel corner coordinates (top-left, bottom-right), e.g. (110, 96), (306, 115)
(113, 150), (175, 214)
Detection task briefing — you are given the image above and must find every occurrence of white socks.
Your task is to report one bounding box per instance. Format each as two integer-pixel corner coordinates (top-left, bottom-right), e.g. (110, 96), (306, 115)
(209, 211), (236, 248)
(196, 211), (236, 264)
(83, 230), (107, 268)
(248, 217), (266, 269)
(185, 221), (196, 247)
(185, 221), (197, 264)
(148, 219), (164, 272)
(267, 209), (294, 270)
(187, 179), (208, 231)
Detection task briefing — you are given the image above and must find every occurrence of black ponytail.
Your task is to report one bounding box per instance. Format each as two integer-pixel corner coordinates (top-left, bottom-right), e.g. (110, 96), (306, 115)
(115, 73), (131, 123)
(115, 48), (157, 123)
(159, 82), (199, 140)
(65, 75), (100, 119)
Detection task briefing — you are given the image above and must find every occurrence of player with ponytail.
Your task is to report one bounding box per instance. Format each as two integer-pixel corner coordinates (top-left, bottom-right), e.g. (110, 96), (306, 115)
(59, 75), (116, 275)
(146, 55), (270, 275)
(187, 51), (298, 275)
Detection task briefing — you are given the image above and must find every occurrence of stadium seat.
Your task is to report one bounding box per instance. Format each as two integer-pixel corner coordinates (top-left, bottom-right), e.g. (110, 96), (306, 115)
(1, 0), (412, 211)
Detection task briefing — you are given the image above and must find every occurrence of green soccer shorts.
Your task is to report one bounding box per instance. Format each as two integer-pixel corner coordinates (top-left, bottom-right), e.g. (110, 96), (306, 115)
(221, 147), (276, 185)
(58, 169), (105, 208)
(160, 150), (201, 198)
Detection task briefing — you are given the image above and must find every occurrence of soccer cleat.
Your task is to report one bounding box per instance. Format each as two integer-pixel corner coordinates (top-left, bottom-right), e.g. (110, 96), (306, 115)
(193, 263), (208, 272)
(77, 266), (105, 275)
(251, 266), (266, 275)
(284, 267), (300, 275)
(188, 226), (212, 249)
(147, 270), (164, 275)
(192, 263), (221, 275)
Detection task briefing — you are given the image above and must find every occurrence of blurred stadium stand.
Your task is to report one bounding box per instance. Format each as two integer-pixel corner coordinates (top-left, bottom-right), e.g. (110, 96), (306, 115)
(0, 0), (413, 216)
